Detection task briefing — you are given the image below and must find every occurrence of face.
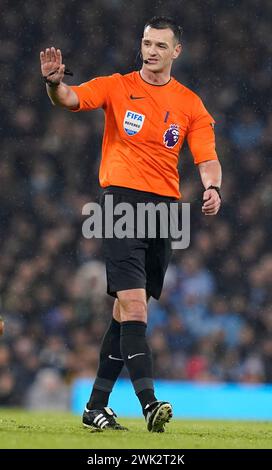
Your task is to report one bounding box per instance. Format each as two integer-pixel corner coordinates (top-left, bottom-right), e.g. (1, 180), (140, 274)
(141, 26), (182, 73)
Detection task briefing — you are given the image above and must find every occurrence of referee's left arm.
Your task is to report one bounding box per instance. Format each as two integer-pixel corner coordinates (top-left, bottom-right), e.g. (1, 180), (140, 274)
(198, 160), (222, 216)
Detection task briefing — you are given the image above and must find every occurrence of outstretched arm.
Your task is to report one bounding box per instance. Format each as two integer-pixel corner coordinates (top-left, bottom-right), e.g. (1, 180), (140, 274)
(198, 160), (222, 216)
(40, 47), (79, 110)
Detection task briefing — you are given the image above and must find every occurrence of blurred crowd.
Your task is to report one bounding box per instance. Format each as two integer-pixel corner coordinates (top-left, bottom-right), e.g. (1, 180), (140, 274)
(1, 0), (272, 408)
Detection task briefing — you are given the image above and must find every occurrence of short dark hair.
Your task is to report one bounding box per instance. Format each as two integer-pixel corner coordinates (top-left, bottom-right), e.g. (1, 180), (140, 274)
(144, 16), (182, 44)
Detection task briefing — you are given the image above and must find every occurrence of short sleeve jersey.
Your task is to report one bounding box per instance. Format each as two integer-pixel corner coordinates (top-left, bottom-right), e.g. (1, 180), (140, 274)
(70, 71), (217, 198)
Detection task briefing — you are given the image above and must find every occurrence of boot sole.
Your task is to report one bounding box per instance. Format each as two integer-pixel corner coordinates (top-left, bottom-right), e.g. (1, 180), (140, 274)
(149, 403), (173, 433)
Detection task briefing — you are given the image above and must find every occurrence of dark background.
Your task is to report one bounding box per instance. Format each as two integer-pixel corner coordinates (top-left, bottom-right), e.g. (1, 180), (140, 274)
(0, 0), (271, 407)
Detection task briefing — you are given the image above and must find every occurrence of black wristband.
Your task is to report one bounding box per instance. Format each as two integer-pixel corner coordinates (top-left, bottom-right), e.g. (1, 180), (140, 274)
(207, 185), (221, 200)
(43, 76), (60, 87)
(42, 67), (73, 87)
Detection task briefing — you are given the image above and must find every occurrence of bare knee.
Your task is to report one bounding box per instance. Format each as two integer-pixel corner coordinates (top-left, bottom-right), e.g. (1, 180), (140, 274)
(113, 299), (121, 322)
(119, 298), (147, 322)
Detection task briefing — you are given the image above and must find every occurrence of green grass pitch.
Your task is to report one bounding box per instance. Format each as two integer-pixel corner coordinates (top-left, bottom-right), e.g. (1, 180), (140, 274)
(0, 409), (272, 449)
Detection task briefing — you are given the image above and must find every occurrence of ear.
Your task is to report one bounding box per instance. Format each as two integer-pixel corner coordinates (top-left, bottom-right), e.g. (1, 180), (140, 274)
(140, 40), (144, 56)
(172, 43), (182, 60)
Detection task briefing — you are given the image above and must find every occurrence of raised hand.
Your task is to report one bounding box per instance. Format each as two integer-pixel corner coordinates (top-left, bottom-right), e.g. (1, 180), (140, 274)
(40, 47), (65, 85)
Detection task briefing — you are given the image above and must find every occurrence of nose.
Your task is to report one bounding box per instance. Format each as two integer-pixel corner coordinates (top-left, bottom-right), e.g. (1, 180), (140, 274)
(149, 45), (157, 56)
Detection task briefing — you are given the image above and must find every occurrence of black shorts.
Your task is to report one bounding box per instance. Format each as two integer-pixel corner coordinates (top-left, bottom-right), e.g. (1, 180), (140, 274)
(101, 186), (175, 300)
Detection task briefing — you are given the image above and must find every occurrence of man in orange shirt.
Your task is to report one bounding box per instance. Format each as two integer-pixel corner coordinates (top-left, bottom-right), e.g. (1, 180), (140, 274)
(40, 16), (221, 432)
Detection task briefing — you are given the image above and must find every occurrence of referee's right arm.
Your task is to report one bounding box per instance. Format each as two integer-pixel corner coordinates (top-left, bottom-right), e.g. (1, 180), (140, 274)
(40, 47), (79, 110)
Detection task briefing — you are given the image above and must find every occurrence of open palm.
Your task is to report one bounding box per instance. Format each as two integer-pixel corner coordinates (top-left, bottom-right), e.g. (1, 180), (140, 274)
(40, 47), (65, 84)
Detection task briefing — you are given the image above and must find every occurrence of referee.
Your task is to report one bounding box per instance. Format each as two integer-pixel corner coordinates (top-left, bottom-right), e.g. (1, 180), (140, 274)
(40, 16), (221, 432)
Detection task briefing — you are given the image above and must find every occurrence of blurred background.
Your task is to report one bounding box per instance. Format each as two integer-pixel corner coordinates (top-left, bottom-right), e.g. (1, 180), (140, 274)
(0, 0), (272, 417)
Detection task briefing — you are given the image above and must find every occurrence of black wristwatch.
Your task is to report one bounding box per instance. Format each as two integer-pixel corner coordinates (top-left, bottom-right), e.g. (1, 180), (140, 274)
(207, 185), (222, 200)
(42, 67), (74, 86)
(43, 76), (60, 87)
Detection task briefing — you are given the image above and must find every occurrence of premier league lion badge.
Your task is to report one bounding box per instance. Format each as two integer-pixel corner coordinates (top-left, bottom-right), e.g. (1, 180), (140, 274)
(163, 124), (180, 148)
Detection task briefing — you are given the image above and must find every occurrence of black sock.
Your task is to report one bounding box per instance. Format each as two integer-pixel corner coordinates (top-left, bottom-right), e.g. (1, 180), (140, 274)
(88, 318), (124, 410)
(120, 321), (156, 411)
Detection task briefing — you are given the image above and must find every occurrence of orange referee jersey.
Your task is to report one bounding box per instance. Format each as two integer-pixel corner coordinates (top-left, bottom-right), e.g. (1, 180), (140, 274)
(70, 71), (217, 198)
